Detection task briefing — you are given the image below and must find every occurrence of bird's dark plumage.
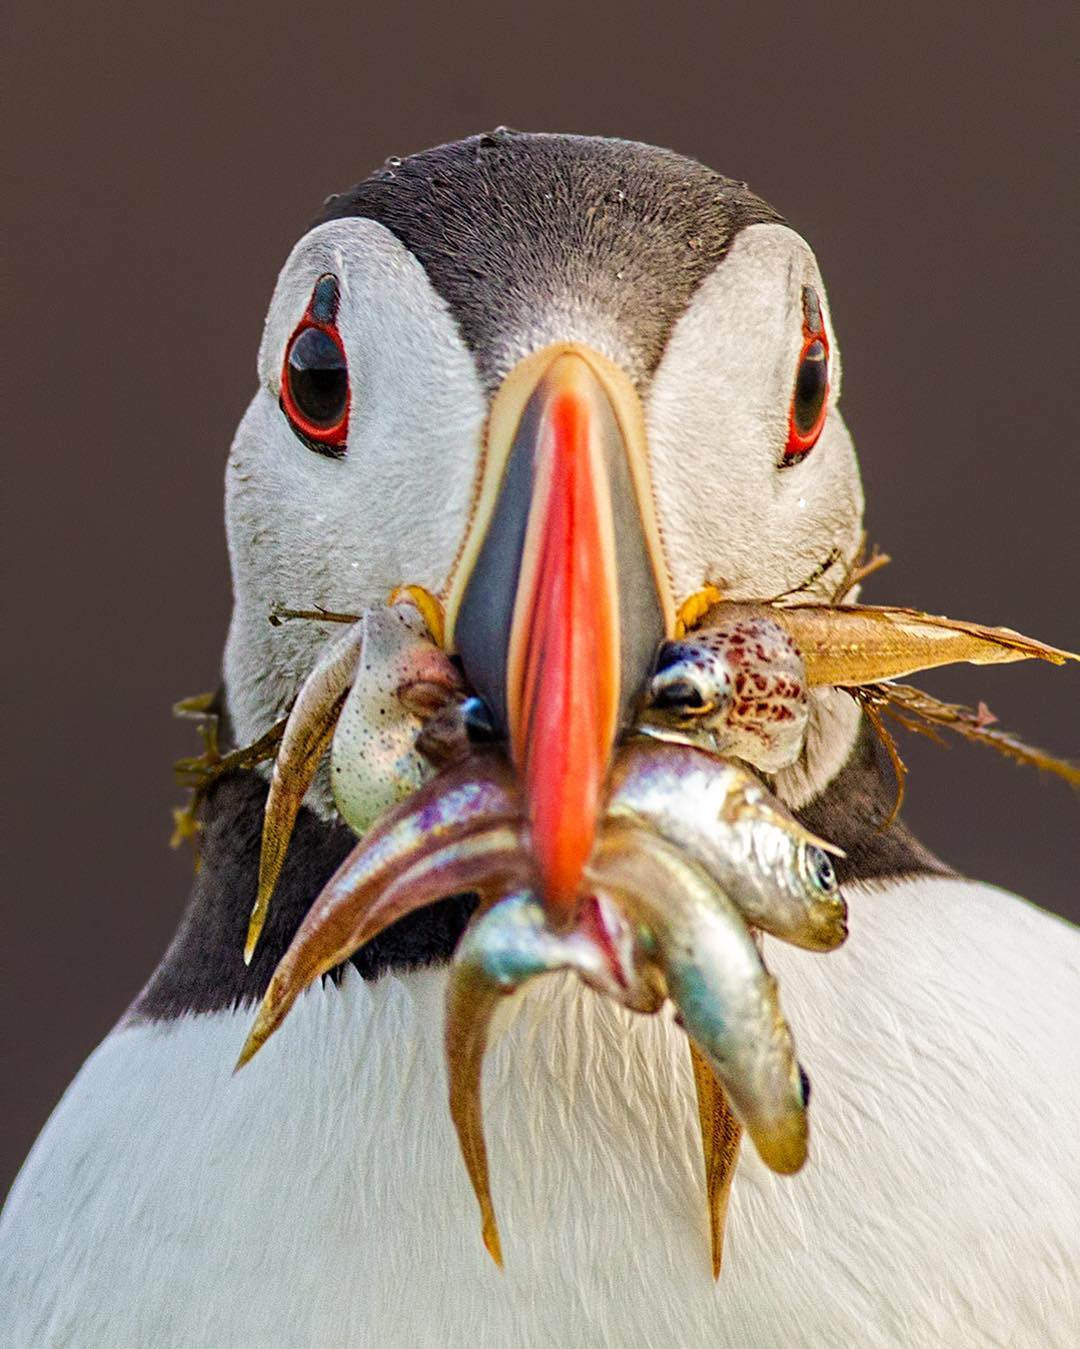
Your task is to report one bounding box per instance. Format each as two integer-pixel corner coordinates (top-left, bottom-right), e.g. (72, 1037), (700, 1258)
(314, 130), (784, 387)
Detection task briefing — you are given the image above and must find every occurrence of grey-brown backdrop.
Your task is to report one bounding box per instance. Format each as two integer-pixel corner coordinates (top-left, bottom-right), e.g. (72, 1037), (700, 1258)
(5, 0), (1078, 1191)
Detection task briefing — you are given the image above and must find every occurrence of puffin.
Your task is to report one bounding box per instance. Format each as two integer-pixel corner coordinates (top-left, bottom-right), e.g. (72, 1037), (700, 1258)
(3, 131), (1077, 1348)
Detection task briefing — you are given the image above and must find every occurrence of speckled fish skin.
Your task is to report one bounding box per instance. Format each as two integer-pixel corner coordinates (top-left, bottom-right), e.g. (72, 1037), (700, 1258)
(605, 739), (848, 952)
(331, 605), (462, 834)
(640, 615), (809, 772)
(588, 826), (809, 1175)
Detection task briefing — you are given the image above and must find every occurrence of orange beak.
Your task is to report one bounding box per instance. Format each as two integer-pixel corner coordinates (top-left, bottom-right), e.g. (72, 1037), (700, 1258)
(446, 345), (673, 924)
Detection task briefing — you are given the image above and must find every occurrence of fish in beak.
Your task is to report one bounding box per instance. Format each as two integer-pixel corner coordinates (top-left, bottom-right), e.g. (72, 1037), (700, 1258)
(444, 343), (674, 922)
(226, 328), (1077, 1283)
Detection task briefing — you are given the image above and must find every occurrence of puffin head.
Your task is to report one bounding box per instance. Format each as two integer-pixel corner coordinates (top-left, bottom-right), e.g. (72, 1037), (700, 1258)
(223, 130), (864, 917)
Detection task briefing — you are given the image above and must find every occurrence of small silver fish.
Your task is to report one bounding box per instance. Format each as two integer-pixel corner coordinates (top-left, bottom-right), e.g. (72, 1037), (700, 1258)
(445, 887), (664, 1265)
(247, 603), (461, 962)
(237, 752), (523, 1069)
(640, 614), (809, 773)
(588, 825), (809, 1176)
(606, 739), (847, 952)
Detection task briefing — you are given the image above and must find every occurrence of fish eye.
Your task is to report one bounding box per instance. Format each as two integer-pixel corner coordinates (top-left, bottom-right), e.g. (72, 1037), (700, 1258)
(648, 674), (714, 716)
(782, 286), (830, 465)
(280, 274), (350, 458)
(803, 845), (837, 893)
(460, 695), (498, 744)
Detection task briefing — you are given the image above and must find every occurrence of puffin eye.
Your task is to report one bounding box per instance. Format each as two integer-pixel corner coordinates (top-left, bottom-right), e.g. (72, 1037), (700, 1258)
(782, 289), (830, 465)
(280, 274), (349, 458)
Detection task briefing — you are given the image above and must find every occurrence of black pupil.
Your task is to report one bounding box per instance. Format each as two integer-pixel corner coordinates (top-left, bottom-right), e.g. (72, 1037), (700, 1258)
(460, 696), (498, 744)
(287, 327), (348, 428)
(793, 340), (827, 435)
(809, 847), (835, 891)
(652, 677), (706, 710)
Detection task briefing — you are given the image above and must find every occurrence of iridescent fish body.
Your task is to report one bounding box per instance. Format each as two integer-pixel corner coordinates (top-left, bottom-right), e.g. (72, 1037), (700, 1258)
(228, 587), (1076, 1272)
(588, 826), (809, 1175)
(606, 739), (848, 952)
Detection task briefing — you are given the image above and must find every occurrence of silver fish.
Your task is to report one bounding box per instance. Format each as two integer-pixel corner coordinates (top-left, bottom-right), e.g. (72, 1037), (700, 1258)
(236, 752), (523, 1069)
(588, 825), (809, 1175)
(606, 739), (848, 952)
(446, 887), (664, 1265)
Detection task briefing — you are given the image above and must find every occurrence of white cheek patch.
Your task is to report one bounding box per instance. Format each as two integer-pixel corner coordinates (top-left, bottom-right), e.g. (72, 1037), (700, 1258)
(226, 219), (487, 746)
(646, 223), (863, 606)
(255, 218), (486, 595)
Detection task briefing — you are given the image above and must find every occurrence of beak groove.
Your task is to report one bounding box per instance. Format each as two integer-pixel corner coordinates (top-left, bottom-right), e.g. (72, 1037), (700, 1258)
(446, 344), (672, 922)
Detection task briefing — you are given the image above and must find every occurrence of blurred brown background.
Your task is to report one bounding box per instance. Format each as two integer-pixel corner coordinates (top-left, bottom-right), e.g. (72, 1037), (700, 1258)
(4, 1), (1077, 1192)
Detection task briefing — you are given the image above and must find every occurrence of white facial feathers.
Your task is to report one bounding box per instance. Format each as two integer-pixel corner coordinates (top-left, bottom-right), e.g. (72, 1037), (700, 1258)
(224, 219), (487, 746)
(224, 217), (865, 756)
(647, 223), (864, 604)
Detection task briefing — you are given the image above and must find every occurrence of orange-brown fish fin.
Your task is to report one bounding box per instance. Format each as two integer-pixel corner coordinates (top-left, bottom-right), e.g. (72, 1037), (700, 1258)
(446, 964), (505, 1267)
(689, 1040), (743, 1280)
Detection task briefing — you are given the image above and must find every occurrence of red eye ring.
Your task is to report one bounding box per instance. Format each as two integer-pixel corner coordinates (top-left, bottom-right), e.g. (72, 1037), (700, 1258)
(783, 297), (830, 465)
(280, 274), (350, 457)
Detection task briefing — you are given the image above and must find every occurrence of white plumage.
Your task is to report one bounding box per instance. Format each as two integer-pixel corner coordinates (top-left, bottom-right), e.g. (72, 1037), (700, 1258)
(5, 874), (1077, 1346)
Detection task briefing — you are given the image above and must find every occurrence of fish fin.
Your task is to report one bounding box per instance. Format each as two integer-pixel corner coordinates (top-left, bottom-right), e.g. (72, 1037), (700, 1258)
(445, 963), (505, 1268)
(689, 1040), (742, 1280)
(850, 689), (909, 827)
(874, 683), (1080, 788)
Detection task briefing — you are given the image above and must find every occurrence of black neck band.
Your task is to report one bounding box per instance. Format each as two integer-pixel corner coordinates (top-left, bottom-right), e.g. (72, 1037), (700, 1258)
(132, 720), (950, 1022)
